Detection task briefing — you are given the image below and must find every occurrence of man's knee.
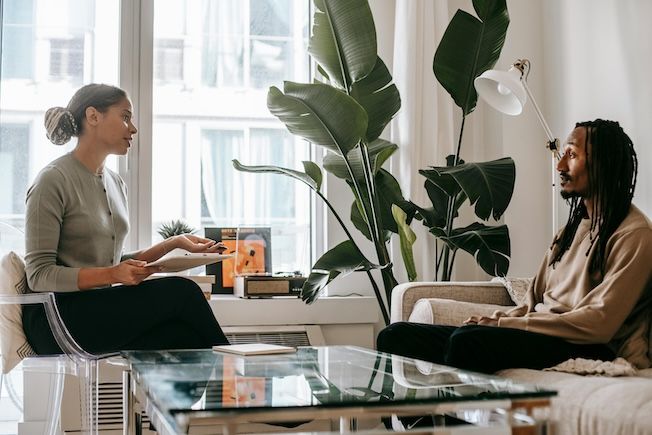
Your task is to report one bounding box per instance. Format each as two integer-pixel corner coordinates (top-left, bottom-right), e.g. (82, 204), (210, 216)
(444, 326), (492, 372)
(376, 322), (413, 353)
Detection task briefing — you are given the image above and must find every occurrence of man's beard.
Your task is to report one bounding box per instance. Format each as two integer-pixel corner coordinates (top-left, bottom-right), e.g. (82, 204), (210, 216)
(559, 172), (581, 200)
(560, 190), (581, 200)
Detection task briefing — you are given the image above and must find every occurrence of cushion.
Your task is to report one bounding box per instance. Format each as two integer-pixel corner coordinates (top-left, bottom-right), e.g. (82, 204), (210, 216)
(409, 298), (510, 326)
(491, 276), (533, 306)
(0, 252), (36, 374)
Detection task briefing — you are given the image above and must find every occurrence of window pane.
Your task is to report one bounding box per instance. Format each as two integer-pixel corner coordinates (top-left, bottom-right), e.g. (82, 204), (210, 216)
(152, 0), (311, 276)
(201, 0), (244, 88)
(250, 0), (292, 37)
(1, 0), (34, 79)
(49, 37), (85, 84)
(0, 0), (120, 230)
(250, 39), (292, 90)
(0, 125), (29, 215)
(155, 39), (185, 83)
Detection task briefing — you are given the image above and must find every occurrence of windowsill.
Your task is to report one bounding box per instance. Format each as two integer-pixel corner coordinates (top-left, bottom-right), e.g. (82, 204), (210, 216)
(208, 295), (379, 327)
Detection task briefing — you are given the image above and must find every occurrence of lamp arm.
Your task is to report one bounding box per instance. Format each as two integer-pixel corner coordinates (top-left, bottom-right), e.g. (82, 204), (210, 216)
(520, 79), (560, 159)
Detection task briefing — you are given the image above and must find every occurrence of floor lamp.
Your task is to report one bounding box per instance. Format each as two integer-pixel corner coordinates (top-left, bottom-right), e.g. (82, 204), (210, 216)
(474, 59), (561, 236)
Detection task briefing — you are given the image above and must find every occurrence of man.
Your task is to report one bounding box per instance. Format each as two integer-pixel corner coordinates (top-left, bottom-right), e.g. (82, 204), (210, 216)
(377, 119), (652, 374)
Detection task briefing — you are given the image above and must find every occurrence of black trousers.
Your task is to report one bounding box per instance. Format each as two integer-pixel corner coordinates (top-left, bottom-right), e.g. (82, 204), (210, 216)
(377, 322), (615, 374)
(23, 277), (229, 355)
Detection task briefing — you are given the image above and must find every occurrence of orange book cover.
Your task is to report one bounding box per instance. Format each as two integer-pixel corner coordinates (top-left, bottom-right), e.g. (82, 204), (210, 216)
(205, 227), (271, 294)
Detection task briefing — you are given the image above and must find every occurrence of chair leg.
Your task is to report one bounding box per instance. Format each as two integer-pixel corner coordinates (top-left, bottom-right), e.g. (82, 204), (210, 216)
(44, 363), (64, 435)
(78, 359), (99, 435)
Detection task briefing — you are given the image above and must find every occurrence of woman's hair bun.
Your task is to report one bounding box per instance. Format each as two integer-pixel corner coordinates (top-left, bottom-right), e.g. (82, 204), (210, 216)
(44, 107), (79, 145)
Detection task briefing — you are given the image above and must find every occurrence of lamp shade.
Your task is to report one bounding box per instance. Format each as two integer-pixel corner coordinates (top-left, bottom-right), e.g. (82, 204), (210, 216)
(474, 67), (527, 116)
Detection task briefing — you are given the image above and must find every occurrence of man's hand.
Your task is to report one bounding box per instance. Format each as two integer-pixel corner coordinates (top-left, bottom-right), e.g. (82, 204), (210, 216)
(463, 315), (498, 326)
(111, 259), (160, 286)
(172, 234), (227, 254)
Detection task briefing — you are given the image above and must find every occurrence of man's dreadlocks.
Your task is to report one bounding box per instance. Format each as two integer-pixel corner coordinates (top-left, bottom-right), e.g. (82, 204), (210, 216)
(550, 119), (638, 274)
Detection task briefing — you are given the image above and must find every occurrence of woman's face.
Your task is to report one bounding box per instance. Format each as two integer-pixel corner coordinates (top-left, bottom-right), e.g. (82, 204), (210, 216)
(93, 97), (138, 155)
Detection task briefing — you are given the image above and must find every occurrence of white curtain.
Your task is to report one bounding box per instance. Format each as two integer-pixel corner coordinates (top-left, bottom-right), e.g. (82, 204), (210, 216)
(390, 0), (488, 282)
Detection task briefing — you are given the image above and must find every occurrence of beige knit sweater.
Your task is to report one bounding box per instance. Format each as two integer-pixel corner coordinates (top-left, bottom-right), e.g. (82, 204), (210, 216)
(493, 205), (652, 368)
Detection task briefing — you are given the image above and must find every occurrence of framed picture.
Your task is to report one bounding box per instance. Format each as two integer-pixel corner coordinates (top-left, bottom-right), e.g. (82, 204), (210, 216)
(205, 227), (272, 294)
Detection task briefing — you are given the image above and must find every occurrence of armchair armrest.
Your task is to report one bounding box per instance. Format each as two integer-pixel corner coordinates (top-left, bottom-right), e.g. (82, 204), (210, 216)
(390, 281), (514, 323)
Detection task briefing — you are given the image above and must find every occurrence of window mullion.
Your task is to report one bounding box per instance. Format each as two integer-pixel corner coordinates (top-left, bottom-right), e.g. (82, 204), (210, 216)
(119, 0), (154, 251)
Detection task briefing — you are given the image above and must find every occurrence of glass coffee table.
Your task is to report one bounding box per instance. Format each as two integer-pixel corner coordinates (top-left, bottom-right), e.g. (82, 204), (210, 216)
(122, 346), (555, 434)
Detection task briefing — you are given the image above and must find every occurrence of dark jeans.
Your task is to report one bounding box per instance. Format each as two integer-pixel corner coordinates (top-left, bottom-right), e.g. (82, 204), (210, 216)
(23, 276), (229, 355)
(377, 322), (615, 374)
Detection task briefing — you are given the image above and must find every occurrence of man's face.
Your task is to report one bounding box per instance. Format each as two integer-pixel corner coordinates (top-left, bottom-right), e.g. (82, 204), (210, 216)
(557, 127), (590, 199)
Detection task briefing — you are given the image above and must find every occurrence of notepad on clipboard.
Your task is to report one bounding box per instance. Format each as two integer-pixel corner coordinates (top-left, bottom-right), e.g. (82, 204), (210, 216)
(212, 343), (296, 356)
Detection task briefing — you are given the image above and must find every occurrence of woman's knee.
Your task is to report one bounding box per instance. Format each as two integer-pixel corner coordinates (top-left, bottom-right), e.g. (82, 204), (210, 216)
(153, 277), (204, 299)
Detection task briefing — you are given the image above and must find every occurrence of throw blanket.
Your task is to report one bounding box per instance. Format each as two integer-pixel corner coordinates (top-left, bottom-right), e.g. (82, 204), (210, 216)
(544, 357), (637, 376)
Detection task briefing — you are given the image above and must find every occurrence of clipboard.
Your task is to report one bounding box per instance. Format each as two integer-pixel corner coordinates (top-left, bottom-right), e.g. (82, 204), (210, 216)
(146, 251), (233, 273)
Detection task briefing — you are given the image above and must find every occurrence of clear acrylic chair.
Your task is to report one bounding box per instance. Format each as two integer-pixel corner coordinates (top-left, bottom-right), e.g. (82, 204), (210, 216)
(0, 221), (111, 434)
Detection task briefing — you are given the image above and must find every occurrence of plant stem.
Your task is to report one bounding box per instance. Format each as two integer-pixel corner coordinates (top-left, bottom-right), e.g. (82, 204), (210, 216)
(441, 111), (467, 281)
(359, 143), (384, 256)
(317, 191), (390, 325)
(454, 111), (467, 166)
(358, 142), (397, 310)
(447, 249), (457, 281)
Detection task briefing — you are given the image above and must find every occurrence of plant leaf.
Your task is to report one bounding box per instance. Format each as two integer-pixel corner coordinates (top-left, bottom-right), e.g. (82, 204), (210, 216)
(323, 139), (397, 180)
(433, 0), (509, 115)
(349, 169), (406, 241)
(431, 222), (510, 276)
(421, 157), (515, 221)
(232, 159), (320, 191)
(302, 240), (380, 303)
(350, 57), (401, 142)
(350, 197), (371, 240)
(268, 82), (367, 156)
(302, 161), (323, 191)
(309, 0), (377, 90)
(392, 205), (417, 281)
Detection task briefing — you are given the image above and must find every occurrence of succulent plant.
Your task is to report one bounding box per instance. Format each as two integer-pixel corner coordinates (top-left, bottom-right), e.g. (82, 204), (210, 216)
(157, 219), (196, 239)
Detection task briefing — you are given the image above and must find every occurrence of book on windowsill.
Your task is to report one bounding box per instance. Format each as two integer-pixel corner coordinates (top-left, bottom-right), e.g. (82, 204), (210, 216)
(212, 343), (296, 356)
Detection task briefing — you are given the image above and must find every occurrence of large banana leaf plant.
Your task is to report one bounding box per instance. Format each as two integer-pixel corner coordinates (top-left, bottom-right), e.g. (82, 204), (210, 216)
(233, 0), (413, 325)
(407, 0), (516, 281)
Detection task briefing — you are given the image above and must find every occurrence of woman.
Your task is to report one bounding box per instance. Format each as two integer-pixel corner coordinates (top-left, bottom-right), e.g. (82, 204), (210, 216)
(23, 83), (230, 354)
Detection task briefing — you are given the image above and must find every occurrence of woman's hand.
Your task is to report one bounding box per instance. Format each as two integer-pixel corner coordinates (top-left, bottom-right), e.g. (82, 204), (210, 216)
(463, 315), (498, 326)
(171, 234), (227, 253)
(111, 259), (160, 286)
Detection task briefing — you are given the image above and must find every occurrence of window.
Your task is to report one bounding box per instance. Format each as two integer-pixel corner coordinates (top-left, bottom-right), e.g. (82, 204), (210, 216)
(49, 37), (85, 83)
(0, 0), (312, 275)
(151, 0), (311, 275)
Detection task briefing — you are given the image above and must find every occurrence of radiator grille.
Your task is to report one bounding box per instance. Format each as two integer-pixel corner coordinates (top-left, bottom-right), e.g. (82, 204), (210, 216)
(96, 382), (150, 429)
(226, 331), (311, 347)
